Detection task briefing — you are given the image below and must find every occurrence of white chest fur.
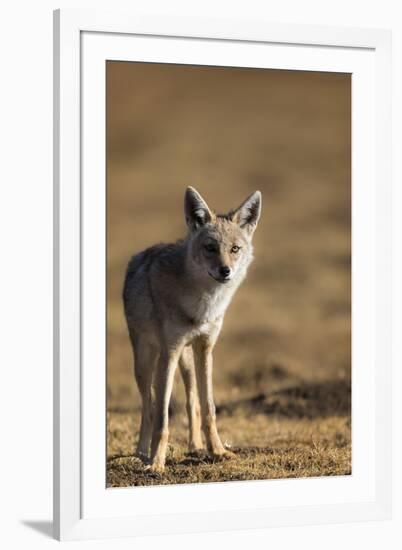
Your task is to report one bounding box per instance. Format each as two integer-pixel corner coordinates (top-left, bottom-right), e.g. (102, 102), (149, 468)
(188, 283), (238, 326)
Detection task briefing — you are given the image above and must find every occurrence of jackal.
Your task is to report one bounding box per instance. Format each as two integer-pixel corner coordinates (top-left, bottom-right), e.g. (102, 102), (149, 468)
(123, 186), (262, 472)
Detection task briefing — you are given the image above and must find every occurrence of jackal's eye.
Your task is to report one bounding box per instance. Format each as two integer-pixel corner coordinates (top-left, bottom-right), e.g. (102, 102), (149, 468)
(204, 243), (217, 253)
(231, 245), (241, 254)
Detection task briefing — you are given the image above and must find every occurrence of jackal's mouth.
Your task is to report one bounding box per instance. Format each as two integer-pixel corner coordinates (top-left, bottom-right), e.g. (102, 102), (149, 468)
(208, 271), (231, 284)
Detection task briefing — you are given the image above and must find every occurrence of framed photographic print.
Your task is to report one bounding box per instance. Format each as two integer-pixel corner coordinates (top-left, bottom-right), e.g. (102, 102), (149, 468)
(53, 9), (392, 541)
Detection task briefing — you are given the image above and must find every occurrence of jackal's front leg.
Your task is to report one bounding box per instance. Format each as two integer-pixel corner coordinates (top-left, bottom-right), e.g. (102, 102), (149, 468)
(149, 347), (181, 473)
(179, 346), (203, 453)
(193, 338), (234, 459)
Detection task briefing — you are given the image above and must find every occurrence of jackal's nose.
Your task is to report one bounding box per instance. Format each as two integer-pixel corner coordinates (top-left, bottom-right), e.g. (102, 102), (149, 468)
(219, 266), (231, 278)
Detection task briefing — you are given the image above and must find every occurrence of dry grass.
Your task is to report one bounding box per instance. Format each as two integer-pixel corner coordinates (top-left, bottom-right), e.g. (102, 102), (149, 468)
(106, 62), (351, 487)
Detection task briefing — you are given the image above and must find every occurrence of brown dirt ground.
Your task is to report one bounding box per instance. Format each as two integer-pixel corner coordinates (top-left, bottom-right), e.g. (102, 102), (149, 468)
(106, 62), (351, 487)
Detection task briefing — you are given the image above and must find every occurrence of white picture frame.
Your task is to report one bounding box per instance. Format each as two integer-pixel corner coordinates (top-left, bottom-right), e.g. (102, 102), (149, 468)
(53, 8), (392, 541)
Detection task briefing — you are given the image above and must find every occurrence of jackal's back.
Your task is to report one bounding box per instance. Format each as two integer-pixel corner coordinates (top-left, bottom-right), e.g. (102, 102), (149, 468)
(123, 241), (187, 334)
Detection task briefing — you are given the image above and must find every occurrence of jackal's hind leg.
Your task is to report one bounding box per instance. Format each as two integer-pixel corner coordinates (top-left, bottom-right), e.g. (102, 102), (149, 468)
(133, 340), (157, 461)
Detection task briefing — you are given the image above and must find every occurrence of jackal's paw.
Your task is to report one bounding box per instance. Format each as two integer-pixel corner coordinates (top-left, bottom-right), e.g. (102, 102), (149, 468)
(211, 449), (236, 461)
(144, 461), (165, 475)
(135, 451), (150, 464)
(188, 443), (204, 454)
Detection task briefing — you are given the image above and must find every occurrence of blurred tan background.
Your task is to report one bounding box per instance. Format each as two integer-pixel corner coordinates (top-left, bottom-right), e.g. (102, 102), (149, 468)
(106, 62), (351, 486)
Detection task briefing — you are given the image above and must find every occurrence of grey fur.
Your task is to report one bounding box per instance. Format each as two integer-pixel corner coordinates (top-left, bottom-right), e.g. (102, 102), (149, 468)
(123, 186), (262, 472)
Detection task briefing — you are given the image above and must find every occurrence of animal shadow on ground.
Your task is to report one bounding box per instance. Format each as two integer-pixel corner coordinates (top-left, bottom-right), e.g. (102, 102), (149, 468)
(216, 378), (351, 420)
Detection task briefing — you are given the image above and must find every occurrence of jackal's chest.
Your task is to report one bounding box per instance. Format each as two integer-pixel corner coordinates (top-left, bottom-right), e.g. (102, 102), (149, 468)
(183, 287), (234, 328)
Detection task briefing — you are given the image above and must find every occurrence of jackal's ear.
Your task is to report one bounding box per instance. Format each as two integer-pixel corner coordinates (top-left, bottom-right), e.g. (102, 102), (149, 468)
(184, 187), (213, 230)
(231, 191), (262, 236)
